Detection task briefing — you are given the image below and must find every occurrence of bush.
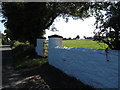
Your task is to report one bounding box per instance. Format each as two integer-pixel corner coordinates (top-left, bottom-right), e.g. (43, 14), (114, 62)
(12, 41), (47, 69)
(12, 43), (36, 60)
(12, 41), (30, 49)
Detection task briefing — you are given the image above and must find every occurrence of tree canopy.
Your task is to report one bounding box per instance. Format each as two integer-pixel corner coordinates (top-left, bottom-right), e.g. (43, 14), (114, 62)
(66, 2), (120, 50)
(89, 2), (120, 50)
(1, 2), (89, 46)
(2, 3), (58, 45)
(1, 2), (120, 50)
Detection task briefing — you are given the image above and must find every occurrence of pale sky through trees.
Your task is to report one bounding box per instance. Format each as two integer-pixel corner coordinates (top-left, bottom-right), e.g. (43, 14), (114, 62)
(45, 16), (96, 39)
(0, 17), (5, 33)
(0, 16), (96, 39)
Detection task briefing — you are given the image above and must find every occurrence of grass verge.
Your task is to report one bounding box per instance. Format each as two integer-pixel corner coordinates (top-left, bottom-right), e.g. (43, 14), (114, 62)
(12, 41), (47, 69)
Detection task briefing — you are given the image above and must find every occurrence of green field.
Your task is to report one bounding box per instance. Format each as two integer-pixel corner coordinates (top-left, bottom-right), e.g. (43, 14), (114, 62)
(62, 39), (108, 49)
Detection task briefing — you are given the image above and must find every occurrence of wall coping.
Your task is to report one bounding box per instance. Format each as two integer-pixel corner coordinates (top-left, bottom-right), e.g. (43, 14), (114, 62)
(55, 46), (119, 56)
(48, 34), (63, 38)
(37, 37), (46, 39)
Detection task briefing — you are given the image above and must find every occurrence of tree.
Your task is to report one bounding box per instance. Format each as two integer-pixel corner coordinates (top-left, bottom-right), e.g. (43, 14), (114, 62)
(1, 2), (89, 46)
(76, 35), (80, 40)
(68, 2), (120, 50)
(84, 36), (86, 39)
(1, 3), (57, 45)
(63, 2), (120, 50)
(91, 2), (120, 50)
(2, 2), (119, 49)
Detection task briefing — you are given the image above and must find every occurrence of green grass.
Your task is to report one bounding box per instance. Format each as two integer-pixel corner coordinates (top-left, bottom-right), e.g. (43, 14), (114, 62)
(14, 56), (47, 69)
(62, 39), (108, 49)
(12, 41), (30, 49)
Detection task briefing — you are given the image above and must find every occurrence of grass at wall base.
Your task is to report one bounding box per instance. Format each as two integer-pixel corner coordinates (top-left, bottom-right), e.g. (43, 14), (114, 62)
(12, 41), (47, 69)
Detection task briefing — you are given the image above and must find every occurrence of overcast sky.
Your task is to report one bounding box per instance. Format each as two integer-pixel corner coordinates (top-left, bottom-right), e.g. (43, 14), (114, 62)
(44, 16), (96, 39)
(0, 16), (96, 39)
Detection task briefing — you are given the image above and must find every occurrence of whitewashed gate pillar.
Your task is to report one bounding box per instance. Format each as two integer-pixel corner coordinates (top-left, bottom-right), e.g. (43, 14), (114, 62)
(48, 35), (63, 64)
(35, 37), (46, 57)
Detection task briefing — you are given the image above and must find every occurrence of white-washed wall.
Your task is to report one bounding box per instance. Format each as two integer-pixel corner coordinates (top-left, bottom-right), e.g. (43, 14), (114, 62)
(35, 38), (46, 57)
(48, 46), (119, 88)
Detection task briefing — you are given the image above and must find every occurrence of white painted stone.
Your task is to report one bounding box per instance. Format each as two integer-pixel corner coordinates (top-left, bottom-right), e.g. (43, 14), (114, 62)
(48, 38), (62, 48)
(35, 38), (46, 57)
(48, 37), (62, 65)
(48, 37), (119, 88)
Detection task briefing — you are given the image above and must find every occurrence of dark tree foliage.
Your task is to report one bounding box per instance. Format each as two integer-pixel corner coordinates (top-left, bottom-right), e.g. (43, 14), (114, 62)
(76, 35), (80, 39)
(2, 3), (58, 45)
(64, 2), (120, 50)
(89, 2), (120, 50)
(69, 2), (120, 50)
(2, 2), (120, 49)
(1, 2), (88, 46)
(60, 2), (120, 50)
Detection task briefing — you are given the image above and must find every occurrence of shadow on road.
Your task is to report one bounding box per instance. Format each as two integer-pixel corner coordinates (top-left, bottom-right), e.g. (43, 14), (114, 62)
(2, 45), (95, 89)
(2, 50), (12, 66)
(18, 63), (95, 89)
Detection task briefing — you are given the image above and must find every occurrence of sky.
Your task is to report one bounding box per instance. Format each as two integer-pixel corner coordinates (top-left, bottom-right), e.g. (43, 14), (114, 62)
(44, 16), (96, 39)
(0, 17), (5, 33)
(0, 16), (96, 39)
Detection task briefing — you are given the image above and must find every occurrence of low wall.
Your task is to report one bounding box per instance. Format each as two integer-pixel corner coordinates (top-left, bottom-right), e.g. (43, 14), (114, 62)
(48, 46), (119, 88)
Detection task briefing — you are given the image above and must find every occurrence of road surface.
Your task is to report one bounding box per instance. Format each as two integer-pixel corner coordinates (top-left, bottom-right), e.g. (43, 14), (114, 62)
(1, 45), (95, 89)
